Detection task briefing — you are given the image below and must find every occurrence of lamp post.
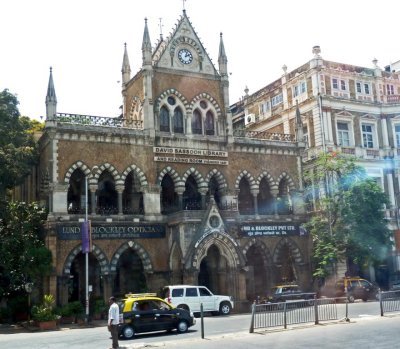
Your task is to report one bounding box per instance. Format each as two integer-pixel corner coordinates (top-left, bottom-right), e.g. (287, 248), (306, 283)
(24, 282), (33, 322)
(84, 174), (89, 323)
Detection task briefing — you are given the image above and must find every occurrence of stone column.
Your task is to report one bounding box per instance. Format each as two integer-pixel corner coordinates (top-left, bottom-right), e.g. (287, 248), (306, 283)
(251, 189), (259, 215)
(116, 185), (124, 215)
(89, 185), (98, 215)
(176, 187), (185, 210)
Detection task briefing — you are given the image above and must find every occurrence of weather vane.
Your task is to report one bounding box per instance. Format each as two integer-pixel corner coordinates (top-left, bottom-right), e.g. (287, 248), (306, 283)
(182, 0), (186, 10)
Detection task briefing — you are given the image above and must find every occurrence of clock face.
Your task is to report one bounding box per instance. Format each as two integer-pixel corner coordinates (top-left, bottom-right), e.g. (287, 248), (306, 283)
(209, 215), (220, 228)
(178, 49), (193, 64)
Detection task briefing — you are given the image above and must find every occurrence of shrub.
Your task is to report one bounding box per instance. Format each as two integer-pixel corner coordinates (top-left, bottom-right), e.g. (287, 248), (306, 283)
(31, 294), (58, 322)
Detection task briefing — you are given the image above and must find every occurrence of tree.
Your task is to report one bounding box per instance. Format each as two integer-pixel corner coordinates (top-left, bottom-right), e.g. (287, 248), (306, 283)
(0, 200), (52, 300)
(304, 152), (392, 279)
(0, 89), (41, 198)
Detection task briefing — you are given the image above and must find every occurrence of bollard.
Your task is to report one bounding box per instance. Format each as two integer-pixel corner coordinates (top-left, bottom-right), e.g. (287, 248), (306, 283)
(249, 301), (256, 333)
(283, 302), (287, 329)
(379, 289), (383, 317)
(200, 303), (204, 339)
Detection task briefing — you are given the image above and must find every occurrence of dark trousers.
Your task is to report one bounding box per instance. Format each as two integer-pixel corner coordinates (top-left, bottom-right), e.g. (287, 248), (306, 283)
(110, 324), (119, 348)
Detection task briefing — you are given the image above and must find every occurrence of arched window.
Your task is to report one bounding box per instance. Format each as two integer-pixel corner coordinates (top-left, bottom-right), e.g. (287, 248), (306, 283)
(161, 174), (178, 214)
(277, 178), (292, 215)
(192, 109), (202, 134)
(206, 176), (221, 207)
(238, 177), (254, 214)
(97, 170), (118, 215)
(67, 169), (88, 214)
(174, 107), (184, 133)
(258, 178), (274, 215)
(205, 111), (215, 135)
(183, 175), (201, 210)
(160, 106), (170, 132)
(122, 172), (144, 214)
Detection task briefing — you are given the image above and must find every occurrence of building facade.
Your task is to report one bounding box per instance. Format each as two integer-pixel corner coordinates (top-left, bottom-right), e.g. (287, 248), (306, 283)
(35, 11), (311, 311)
(231, 46), (400, 287)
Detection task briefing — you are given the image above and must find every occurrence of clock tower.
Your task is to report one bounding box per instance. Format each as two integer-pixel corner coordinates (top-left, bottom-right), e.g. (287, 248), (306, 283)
(121, 9), (233, 141)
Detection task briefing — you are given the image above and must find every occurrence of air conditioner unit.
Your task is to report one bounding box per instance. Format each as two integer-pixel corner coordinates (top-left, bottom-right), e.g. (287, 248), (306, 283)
(245, 113), (256, 126)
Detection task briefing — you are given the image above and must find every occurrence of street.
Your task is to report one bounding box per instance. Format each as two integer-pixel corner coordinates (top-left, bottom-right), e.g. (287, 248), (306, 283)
(0, 301), (398, 349)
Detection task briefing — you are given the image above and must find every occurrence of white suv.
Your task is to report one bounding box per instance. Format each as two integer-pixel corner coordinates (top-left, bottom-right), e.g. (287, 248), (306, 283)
(162, 285), (234, 315)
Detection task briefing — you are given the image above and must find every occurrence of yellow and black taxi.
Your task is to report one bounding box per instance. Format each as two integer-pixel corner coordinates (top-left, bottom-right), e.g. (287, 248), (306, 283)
(118, 293), (196, 339)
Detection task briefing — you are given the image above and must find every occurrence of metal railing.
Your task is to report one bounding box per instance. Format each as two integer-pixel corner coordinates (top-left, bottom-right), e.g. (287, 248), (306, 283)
(249, 297), (346, 332)
(379, 290), (400, 315)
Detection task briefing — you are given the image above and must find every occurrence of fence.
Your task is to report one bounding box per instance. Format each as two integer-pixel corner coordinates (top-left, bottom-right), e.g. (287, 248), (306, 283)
(380, 290), (400, 316)
(249, 298), (347, 332)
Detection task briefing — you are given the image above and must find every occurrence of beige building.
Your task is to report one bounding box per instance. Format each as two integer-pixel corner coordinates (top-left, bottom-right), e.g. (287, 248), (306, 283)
(231, 46), (400, 287)
(31, 10), (311, 312)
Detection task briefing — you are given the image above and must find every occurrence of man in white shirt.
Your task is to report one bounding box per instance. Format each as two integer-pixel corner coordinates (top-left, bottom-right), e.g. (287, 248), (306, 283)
(108, 296), (120, 349)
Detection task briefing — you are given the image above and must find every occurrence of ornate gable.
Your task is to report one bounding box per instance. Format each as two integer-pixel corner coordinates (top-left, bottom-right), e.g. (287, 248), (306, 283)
(152, 11), (218, 76)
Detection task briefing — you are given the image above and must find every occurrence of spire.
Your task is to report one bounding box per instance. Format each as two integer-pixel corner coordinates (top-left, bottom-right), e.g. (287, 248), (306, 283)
(218, 32), (228, 77)
(121, 43), (131, 85)
(142, 18), (152, 65)
(45, 67), (57, 120)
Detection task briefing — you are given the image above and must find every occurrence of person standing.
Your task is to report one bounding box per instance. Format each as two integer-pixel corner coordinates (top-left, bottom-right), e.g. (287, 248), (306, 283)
(108, 296), (120, 349)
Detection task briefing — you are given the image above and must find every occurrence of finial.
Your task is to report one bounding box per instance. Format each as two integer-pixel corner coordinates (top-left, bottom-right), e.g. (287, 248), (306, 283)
(124, 42), (127, 48)
(144, 17), (148, 24)
(312, 45), (321, 57)
(220, 32), (223, 38)
(244, 86), (249, 96)
(182, 0), (186, 11)
(373, 58), (378, 67)
(282, 64), (287, 74)
(159, 18), (163, 39)
(50, 66), (53, 73)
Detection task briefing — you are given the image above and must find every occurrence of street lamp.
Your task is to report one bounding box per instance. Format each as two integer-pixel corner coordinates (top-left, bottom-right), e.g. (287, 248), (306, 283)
(83, 166), (98, 323)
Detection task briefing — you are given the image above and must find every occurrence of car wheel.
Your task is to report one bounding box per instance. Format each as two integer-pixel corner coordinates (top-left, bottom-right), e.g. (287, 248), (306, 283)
(347, 295), (355, 303)
(177, 320), (188, 333)
(122, 325), (135, 339)
(177, 304), (190, 312)
(219, 302), (231, 315)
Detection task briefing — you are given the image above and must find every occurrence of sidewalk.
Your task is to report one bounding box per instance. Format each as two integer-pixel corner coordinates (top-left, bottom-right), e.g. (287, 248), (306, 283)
(0, 319), (108, 334)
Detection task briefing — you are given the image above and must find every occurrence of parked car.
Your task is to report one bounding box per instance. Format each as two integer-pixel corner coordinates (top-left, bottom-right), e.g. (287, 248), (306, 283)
(162, 285), (234, 315)
(320, 277), (379, 302)
(266, 284), (315, 303)
(118, 293), (196, 339)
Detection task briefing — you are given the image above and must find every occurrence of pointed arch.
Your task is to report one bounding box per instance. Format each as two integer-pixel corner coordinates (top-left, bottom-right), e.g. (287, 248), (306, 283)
(276, 172), (296, 191)
(189, 231), (244, 270)
(273, 237), (304, 265)
(157, 166), (181, 187)
(155, 88), (190, 112)
(110, 241), (153, 273)
(64, 161), (92, 184)
(242, 239), (273, 266)
(191, 92), (222, 118)
(92, 163), (122, 185)
(121, 164), (148, 189)
(63, 244), (109, 276)
(256, 171), (276, 189)
(235, 170), (257, 191)
(181, 167), (205, 188)
(205, 169), (227, 191)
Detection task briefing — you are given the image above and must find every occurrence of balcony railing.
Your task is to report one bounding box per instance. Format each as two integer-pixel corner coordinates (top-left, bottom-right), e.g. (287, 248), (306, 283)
(234, 129), (295, 142)
(387, 95), (400, 104)
(53, 113), (143, 129)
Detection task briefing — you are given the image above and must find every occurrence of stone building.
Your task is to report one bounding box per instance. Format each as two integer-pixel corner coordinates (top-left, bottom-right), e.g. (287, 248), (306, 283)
(36, 10), (310, 311)
(231, 46), (400, 287)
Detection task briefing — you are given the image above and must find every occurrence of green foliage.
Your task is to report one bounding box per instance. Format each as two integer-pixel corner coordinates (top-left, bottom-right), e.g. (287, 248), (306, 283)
(31, 294), (58, 322)
(67, 301), (84, 316)
(0, 200), (51, 299)
(0, 89), (39, 198)
(305, 152), (392, 279)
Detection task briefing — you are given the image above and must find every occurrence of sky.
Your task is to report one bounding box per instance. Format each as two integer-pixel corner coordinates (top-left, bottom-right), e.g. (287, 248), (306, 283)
(1, 0), (400, 120)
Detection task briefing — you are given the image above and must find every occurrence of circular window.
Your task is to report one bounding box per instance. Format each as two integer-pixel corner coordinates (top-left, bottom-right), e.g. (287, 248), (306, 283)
(167, 96), (176, 106)
(209, 215), (220, 228)
(200, 100), (208, 109)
